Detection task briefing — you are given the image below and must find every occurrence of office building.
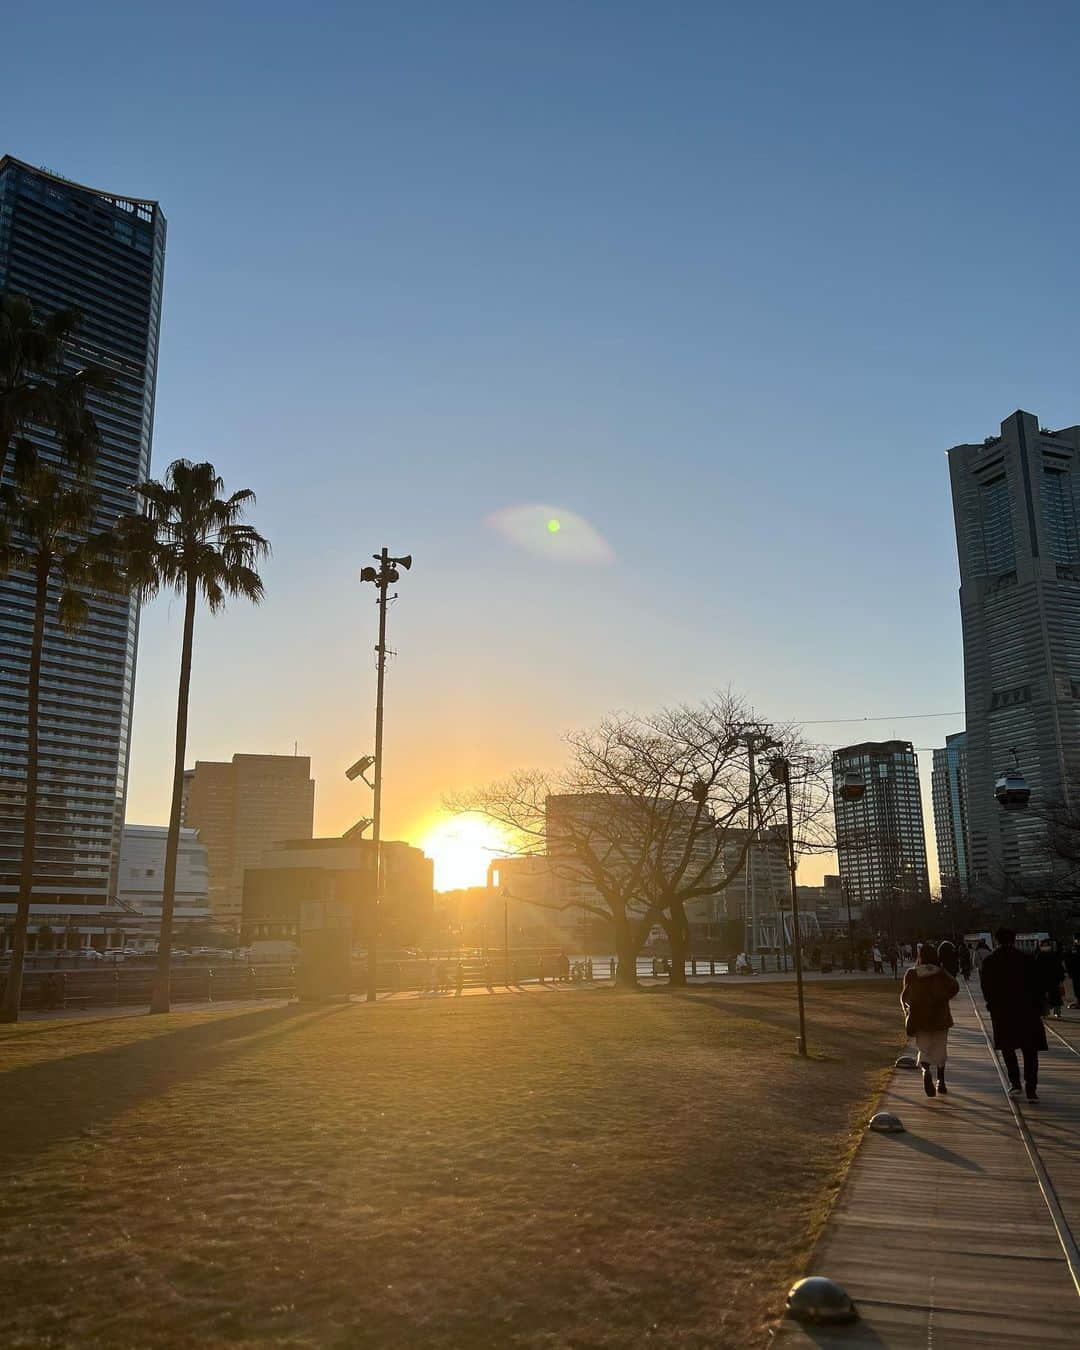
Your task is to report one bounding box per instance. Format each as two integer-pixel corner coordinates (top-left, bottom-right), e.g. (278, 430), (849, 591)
(720, 826), (792, 942)
(117, 824), (211, 931)
(948, 410), (1080, 895)
(832, 741), (930, 912)
(0, 157), (165, 934)
(241, 836), (434, 948)
(931, 732), (970, 896)
(182, 755), (315, 927)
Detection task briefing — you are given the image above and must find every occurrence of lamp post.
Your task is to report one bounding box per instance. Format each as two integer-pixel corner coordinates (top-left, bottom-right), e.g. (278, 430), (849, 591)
(769, 754), (808, 1057)
(501, 887), (512, 987)
(359, 548), (412, 1003)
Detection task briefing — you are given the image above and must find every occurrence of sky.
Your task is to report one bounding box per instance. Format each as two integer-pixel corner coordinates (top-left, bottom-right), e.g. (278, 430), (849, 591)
(5, 1), (1080, 888)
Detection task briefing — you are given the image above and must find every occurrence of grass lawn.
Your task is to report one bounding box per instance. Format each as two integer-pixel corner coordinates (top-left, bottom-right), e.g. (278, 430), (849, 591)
(0, 981), (901, 1348)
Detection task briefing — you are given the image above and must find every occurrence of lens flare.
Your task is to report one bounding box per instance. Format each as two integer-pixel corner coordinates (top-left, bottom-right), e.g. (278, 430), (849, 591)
(488, 504), (613, 564)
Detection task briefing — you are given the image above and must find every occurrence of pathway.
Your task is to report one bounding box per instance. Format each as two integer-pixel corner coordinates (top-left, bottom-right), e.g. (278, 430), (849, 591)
(776, 988), (1080, 1347)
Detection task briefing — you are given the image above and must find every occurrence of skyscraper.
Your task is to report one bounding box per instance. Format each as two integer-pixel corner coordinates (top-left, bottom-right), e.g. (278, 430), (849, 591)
(182, 754), (316, 927)
(0, 157), (166, 931)
(948, 410), (1080, 895)
(832, 741), (930, 914)
(931, 732), (969, 896)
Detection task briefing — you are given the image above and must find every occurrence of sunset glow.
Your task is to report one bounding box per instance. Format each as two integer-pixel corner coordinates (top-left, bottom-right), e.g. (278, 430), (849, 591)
(417, 813), (514, 892)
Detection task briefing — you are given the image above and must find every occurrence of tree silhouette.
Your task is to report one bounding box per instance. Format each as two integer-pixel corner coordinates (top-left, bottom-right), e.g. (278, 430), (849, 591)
(125, 461), (269, 1014)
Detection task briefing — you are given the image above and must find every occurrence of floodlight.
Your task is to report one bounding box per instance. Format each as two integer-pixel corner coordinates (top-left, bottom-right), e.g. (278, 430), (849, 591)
(346, 754), (376, 783)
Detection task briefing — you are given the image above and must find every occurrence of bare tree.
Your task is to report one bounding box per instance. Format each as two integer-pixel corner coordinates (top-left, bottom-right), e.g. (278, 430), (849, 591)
(450, 694), (824, 987)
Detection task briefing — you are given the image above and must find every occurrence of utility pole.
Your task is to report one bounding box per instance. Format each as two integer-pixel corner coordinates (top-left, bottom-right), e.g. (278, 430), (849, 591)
(359, 549), (412, 1004)
(369, 548), (389, 1005)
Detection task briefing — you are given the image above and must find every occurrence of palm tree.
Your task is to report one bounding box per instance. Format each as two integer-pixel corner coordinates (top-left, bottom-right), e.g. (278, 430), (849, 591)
(1, 293), (108, 482)
(126, 461), (270, 1014)
(0, 453), (127, 1022)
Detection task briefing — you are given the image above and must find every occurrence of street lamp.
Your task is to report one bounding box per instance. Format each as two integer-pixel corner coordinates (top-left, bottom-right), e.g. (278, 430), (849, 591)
(358, 548), (412, 1003)
(769, 754), (809, 1057)
(500, 887), (512, 986)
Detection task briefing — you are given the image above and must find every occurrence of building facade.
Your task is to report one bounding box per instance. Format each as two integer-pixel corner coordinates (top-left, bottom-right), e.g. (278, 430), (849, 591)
(948, 410), (1080, 895)
(117, 824), (210, 930)
(832, 741), (930, 913)
(0, 157), (166, 931)
(241, 837), (433, 948)
(182, 755), (315, 927)
(931, 732), (970, 895)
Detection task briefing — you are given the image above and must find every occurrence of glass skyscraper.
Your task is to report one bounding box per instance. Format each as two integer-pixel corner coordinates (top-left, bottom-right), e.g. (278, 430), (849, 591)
(931, 732), (969, 895)
(0, 156), (165, 936)
(948, 410), (1080, 897)
(832, 741), (931, 913)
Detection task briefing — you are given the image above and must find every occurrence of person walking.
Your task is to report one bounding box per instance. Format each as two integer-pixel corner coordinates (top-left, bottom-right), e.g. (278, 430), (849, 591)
(901, 941), (960, 1097)
(980, 927), (1047, 1103)
(872, 944), (884, 975)
(972, 938), (991, 974)
(938, 939), (959, 979)
(958, 942), (972, 981)
(1066, 939), (1080, 1010)
(1035, 940), (1065, 1020)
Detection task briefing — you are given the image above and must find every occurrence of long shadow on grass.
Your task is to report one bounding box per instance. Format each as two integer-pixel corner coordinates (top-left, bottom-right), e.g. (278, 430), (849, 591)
(0, 1003), (347, 1170)
(658, 990), (900, 1060)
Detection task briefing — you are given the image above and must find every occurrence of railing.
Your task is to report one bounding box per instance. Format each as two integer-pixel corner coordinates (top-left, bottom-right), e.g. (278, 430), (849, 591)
(2, 963), (297, 1012)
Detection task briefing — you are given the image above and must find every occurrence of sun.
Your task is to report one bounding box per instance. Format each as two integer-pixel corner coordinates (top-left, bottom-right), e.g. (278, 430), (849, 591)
(417, 813), (513, 892)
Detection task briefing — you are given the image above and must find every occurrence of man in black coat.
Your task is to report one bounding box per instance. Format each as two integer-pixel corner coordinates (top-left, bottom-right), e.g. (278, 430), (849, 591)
(979, 927), (1047, 1102)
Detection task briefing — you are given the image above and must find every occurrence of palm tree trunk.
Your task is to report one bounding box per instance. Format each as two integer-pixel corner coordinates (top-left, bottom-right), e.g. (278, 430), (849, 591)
(1, 560), (50, 1022)
(150, 581), (197, 1015)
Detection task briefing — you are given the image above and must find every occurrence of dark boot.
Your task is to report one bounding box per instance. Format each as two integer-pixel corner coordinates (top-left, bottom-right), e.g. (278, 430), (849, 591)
(923, 1066), (937, 1097)
(937, 1067), (948, 1095)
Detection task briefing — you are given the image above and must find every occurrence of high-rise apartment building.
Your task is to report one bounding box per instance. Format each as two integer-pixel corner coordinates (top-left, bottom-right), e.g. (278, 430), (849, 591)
(182, 755), (315, 926)
(931, 732), (970, 895)
(0, 157), (165, 927)
(832, 741), (930, 912)
(948, 410), (1080, 894)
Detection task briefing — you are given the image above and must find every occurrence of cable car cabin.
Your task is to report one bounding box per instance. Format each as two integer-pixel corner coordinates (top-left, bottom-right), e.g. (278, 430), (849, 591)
(837, 771), (865, 801)
(994, 771), (1031, 810)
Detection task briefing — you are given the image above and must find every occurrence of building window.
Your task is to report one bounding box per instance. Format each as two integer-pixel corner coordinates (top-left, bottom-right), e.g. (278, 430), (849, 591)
(990, 684), (1032, 710)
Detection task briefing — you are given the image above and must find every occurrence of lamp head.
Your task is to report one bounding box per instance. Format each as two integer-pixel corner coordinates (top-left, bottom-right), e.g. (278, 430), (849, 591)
(345, 754), (376, 782)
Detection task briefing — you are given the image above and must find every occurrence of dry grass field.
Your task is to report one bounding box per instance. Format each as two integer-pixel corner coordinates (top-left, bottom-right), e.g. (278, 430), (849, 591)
(0, 981), (900, 1348)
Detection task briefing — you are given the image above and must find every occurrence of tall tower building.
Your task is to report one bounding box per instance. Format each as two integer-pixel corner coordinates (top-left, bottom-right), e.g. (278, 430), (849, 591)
(0, 157), (166, 927)
(948, 410), (1080, 895)
(931, 732), (969, 896)
(832, 741), (930, 913)
(183, 755), (316, 927)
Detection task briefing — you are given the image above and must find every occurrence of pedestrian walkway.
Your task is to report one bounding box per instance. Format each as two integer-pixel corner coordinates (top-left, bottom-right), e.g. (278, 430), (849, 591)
(777, 986), (1079, 1347)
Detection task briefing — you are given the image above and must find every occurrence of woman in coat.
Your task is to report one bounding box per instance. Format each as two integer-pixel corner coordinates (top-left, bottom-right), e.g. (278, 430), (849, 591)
(901, 941), (960, 1097)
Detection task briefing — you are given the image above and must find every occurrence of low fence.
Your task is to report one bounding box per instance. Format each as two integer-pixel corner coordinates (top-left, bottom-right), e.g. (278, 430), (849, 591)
(4, 963), (297, 1012)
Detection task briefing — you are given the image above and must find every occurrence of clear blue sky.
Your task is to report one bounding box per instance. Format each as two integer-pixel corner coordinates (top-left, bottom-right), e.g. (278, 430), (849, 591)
(5, 2), (1080, 882)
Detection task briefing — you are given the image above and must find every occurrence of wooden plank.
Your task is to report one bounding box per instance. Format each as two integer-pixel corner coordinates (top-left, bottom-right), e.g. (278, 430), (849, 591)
(776, 991), (1078, 1347)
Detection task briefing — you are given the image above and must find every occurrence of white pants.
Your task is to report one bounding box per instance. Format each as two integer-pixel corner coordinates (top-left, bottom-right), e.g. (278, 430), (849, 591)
(916, 1029), (948, 1068)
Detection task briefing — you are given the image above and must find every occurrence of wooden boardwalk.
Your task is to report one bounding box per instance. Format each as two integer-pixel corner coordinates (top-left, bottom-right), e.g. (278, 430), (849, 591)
(776, 988), (1079, 1347)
